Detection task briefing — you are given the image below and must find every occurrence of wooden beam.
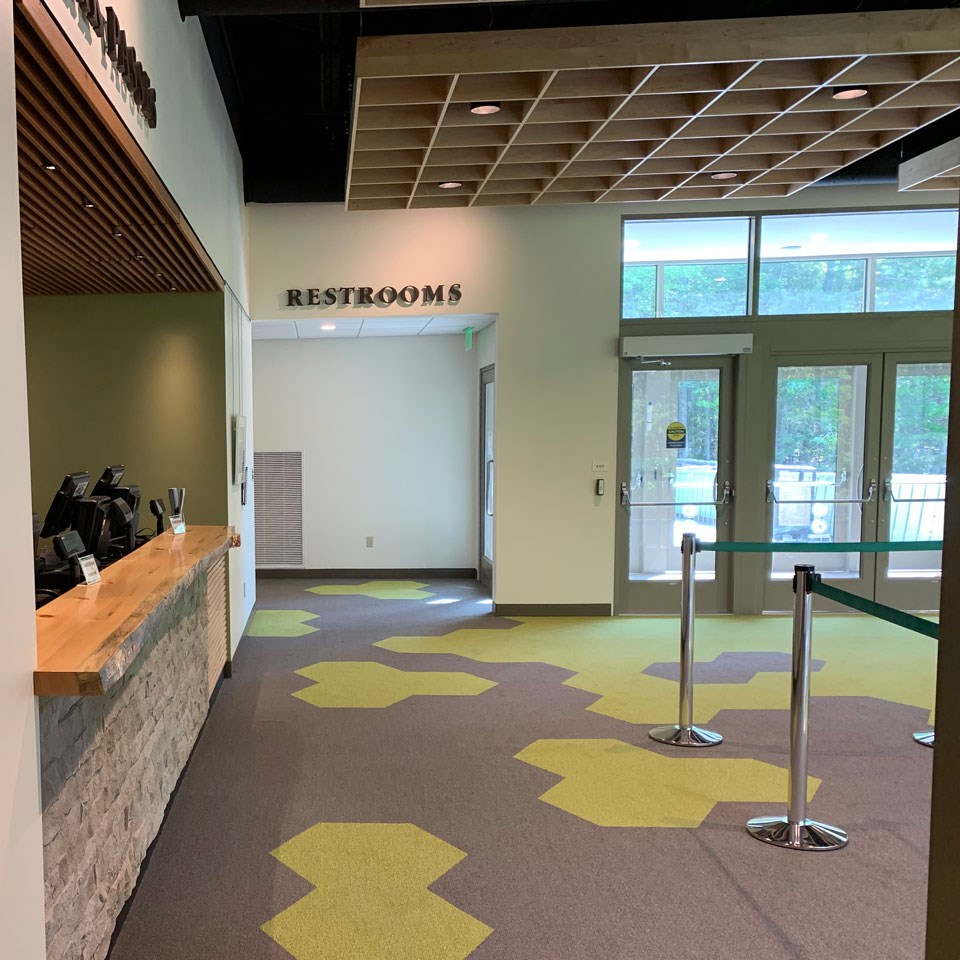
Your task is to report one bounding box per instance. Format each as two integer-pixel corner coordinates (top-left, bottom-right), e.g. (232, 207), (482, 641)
(900, 135), (960, 190)
(356, 10), (960, 79)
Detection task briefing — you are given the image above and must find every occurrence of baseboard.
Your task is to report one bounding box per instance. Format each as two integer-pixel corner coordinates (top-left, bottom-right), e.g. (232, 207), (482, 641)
(257, 567), (478, 579)
(493, 603), (612, 617)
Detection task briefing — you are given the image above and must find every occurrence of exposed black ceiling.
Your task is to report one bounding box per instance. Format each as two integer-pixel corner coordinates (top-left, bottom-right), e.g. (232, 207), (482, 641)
(179, 0), (960, 203)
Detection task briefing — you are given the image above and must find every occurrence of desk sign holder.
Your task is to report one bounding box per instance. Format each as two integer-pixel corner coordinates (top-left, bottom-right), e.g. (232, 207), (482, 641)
(169, 514), (186, 535)
(78, 555), (101, 585)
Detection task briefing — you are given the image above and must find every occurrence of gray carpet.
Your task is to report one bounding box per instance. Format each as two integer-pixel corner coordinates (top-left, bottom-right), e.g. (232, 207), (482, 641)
(107, 578), (933, 960)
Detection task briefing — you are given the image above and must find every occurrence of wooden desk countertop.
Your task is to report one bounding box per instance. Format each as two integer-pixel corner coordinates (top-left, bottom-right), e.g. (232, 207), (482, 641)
(35, 526), (234, 697)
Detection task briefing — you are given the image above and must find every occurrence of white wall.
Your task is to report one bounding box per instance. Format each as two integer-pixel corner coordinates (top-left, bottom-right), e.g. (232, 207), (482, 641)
(0, 3), (46, 956)
(247, 187), (959, 606)
(254, 335), (478, 570)
(45, 0), (247, 302)
(225, 287), (256, 649)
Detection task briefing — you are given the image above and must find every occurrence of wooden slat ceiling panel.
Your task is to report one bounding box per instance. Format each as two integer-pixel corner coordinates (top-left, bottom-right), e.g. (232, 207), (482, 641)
(348, 10), (960, 211)
(14, 2), (222, 296)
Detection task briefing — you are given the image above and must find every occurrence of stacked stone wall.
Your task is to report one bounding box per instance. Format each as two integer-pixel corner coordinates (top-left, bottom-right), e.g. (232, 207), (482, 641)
(40, 568), (210, 960)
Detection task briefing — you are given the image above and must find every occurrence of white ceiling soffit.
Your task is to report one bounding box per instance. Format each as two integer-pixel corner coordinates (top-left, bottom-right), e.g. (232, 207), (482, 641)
(348, 9), (960, 211)
(252, 314), (496, 341)
(899, 134), (960, 192)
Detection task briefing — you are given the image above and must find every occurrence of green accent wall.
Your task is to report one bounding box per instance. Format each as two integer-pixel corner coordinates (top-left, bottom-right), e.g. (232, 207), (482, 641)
(24, 292), (228, 528)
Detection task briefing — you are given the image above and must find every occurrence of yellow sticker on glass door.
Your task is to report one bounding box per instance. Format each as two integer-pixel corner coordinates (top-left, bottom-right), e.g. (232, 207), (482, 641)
(666, 422), (686, 450)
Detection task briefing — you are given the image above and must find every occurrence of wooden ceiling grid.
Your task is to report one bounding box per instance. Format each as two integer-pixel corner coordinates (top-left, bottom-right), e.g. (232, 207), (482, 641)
(14, 0), (222, 296)
(347, 10), (960, 211)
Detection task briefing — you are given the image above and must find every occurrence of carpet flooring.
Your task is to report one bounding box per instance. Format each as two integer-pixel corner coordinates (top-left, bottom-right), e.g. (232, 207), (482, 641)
(107, 578), (935, 960)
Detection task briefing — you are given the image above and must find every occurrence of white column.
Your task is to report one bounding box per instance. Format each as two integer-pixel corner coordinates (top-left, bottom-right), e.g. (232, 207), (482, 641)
(0, 5), (47, 956)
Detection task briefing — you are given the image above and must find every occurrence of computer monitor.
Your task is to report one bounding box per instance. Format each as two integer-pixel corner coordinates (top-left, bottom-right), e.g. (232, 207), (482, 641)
(92, 465), (125, 498)
(109, 494), (138, 554)
(39, 471), (91, 539)
(73, 497), (112, 561)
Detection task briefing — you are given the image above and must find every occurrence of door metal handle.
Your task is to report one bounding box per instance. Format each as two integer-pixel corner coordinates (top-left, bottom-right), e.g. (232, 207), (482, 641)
(621, 479), (734, 508)
(883, 478), (945, 503)
(766, 479), (876, 505)
(485, 460), (494, 517)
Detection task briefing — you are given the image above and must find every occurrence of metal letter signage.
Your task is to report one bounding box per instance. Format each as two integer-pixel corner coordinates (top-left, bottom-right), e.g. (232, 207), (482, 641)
(79, 4), (157, 128)
(283, 284), (463, 309)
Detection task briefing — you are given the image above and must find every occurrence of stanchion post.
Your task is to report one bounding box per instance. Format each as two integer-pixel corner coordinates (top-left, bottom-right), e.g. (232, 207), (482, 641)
(649, 533), (723, 748)
(746, 564), (848, 850)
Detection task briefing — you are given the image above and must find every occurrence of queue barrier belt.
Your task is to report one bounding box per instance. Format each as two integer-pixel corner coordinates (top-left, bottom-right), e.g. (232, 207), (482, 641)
(701, 540), (943, 554)
(809, 578), (939, 640)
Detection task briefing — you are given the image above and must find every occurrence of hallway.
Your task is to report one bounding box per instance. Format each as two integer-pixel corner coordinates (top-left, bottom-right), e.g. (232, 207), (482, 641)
(109, 579), (935, 960)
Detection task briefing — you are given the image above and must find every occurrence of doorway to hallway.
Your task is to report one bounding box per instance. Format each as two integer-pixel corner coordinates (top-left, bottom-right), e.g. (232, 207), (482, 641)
(479, 365), (495, 591)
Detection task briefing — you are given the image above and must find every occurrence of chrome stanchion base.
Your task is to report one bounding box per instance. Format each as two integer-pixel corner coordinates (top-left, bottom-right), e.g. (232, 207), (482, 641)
(648, 724), (723, 748)
(913, 730), (935, 747)
(746, 816), (848, 851)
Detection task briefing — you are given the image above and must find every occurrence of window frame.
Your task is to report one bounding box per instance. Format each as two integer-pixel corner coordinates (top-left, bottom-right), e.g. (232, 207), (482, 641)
(620, 205), (958, 323)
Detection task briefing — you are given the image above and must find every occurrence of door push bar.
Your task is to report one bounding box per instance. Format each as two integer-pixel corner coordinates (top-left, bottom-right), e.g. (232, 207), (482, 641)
(620, 479), (734, 508)
(882, 478), (945, 504)
(766, 478), (876, 506)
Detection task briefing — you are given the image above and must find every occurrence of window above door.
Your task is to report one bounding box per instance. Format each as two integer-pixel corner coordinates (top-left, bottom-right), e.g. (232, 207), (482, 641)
(622, 208), (958, 320)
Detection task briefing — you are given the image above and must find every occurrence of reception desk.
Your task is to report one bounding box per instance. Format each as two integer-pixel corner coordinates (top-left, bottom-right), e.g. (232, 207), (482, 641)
(36, 526), (234, 960)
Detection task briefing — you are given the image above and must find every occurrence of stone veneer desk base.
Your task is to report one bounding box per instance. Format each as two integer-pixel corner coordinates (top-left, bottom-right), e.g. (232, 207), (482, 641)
(36, 526), (233, 960)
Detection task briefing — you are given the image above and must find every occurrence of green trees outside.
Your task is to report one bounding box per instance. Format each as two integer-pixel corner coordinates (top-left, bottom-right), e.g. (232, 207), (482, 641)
(760, 259), (865, 315)
(622, 264), (655, 318)
(622, 262), (748, 318)
(875, 256), (955, 312)
(775, 368), (852, 473)
(892, 369), (950, 474)
(622, 254), (956, 319)
(773, 366), (949, 477)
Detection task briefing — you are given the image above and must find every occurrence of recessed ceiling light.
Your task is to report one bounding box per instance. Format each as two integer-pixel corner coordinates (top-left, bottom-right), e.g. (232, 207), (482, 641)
(82, 198), (95, 209)
(470, 101), (501, 115)
(111, 226), (123, 238)
(169, 285), (177, 292)
(710, 171), (738, 181)
(41, 160), (57, 171)
(438, 181), (463, 189)
(321, 323), (336, 332)
(832, 85), (869, 100)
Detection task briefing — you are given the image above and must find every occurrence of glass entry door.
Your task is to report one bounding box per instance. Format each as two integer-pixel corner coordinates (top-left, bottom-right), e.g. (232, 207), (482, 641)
(479, 365), (495, 590)
(876, 355), (949, 610)
(617, 357), (734, 613)
(763, 353), (947, 612)
(764, 358), (881, 611)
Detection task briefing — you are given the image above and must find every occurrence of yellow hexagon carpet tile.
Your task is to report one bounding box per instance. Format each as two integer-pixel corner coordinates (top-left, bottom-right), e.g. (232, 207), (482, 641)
(515, 738), (818, 828)
(262, 822), (492, 960)
(292, 661), (497, 709)
(378, 615), (936, 725)
(307, 580), (435, 600)
(246, 610), (320, 638)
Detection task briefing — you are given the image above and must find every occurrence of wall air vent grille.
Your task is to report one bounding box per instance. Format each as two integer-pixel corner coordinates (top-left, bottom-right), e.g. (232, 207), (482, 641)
(254, 451), (303, 567)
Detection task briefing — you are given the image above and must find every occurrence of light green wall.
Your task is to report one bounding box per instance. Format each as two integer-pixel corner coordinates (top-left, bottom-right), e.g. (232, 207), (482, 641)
(24, 292), (228, 528)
